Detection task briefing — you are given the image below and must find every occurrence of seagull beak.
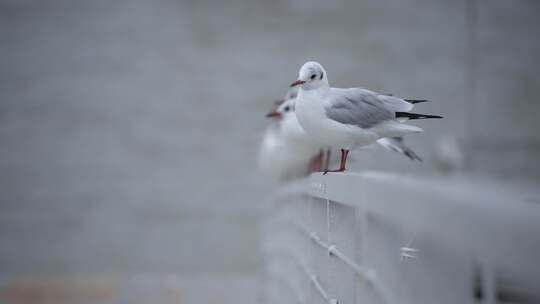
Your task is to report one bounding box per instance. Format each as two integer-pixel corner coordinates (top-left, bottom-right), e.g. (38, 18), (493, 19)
(265, 110), (282, 119)
(290, 80), (306, 87)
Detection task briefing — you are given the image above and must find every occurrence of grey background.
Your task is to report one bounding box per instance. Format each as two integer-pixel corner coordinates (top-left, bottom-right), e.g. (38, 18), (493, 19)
(0, 0), (539, 303)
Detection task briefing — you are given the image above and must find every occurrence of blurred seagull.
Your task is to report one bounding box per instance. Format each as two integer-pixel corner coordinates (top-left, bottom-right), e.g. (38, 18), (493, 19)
(292, 61), (442, 173)
(257, 89), (322, 181)
(268, 89), (322, 163)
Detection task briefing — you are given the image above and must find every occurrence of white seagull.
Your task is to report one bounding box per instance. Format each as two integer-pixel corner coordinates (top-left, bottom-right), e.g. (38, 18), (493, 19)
(272, 90), (423, 165)
(267, 89), (322, 162)
(257, 89), (323, 181)
(292, 61), (442, 173)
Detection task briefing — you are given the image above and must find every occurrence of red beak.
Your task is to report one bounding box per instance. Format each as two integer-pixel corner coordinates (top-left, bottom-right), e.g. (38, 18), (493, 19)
(265, 110), (282, 119)
(290, 80), (306, 87)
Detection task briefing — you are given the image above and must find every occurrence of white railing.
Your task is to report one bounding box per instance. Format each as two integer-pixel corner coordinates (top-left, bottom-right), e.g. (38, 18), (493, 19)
(261, 171), (540, 304)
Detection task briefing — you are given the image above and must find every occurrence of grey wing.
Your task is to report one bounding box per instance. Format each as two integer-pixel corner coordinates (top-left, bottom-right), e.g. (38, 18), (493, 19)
(325, 88), (396, 128)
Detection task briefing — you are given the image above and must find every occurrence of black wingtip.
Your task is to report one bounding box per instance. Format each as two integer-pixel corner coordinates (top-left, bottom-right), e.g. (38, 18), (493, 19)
(404, 151), (423, 162)
(405, 99), (430, 104)
(421, 114), (443, 119)
(409, 151), (423, 162)
(396, 112), (443, 120)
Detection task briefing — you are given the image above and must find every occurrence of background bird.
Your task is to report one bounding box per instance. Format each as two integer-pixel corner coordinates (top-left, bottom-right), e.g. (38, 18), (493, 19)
(257, 89), (322, 182)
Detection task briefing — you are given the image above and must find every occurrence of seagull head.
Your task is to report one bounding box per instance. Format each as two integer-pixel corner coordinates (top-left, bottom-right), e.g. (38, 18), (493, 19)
(290, 61), (328, 90)
(265, 88), (298, 120)
(276, 98), (295, 118)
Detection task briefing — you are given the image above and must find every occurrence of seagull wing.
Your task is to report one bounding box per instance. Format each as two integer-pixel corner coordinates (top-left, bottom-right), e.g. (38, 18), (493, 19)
(324, 88), (414, 129)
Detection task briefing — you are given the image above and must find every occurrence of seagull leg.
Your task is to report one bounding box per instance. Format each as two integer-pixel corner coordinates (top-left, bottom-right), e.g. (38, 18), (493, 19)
(323, 149), (331, 172)
(314, 149), (323, 172)
(308, 156), (315, 172)
(308, 150), (324, 173)
(339, 149), (349, 171)
(323, 149), (349, 174)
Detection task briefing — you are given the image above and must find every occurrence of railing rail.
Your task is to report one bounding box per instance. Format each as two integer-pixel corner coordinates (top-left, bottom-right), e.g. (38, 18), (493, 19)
(262, 171), (540, 304)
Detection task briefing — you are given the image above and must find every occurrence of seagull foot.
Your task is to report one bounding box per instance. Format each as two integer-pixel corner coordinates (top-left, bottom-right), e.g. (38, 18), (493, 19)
(322, 169), (346, 175)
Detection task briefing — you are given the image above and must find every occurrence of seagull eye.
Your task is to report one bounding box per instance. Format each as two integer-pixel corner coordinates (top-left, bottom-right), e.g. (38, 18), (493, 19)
(310, 74), (316, 80)
(284, 106), (290, 112)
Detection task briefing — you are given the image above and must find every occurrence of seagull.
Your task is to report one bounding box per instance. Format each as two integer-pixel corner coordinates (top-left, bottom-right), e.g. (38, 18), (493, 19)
(271, 91), (423, 164)
(267, 89), (322, 162)
(257, 89), (322, 181)
(292, 61), (442, 173)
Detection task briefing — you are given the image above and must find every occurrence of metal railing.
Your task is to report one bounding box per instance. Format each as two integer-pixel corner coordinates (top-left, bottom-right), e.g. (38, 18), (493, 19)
(261, 171), (540, 304)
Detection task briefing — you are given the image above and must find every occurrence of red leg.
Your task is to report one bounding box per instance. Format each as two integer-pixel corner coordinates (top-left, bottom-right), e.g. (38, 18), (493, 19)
(313, 149), (323, 172)
(308, 150), (324, 173)
(323, 149), (331, 172)
(339, 149), (349, 171)
(323, 149), (349, 174)
(308, 155), (315, 172)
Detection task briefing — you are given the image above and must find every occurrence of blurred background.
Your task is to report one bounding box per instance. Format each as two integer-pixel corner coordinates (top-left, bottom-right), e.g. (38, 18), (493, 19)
(0, 0), (539, 303)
